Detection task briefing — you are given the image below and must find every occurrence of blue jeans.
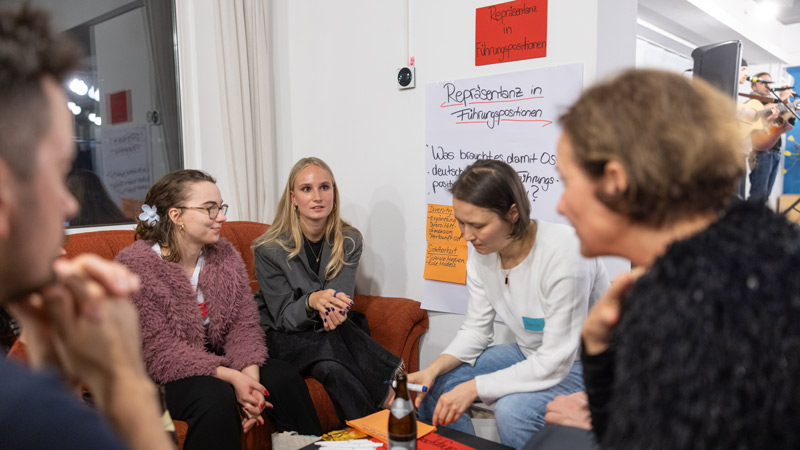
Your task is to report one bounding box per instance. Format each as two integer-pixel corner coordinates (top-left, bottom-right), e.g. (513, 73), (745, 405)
(418, 344), (585, 449)
(748, 151), (781, 205)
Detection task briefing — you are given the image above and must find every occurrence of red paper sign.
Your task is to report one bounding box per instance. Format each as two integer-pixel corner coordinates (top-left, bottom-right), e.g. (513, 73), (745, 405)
(475, 0), (548, 66)
(418, 433), (475, 450)
(107, 90), (132, 125)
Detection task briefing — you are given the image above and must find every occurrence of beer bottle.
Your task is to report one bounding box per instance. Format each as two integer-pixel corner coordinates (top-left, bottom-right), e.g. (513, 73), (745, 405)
(388, 372), (417, 450)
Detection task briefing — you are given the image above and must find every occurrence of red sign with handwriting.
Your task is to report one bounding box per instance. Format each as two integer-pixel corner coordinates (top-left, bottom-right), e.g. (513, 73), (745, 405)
(475, 0), (548, 66)
(361, 433), (476, 450)
(108, 90), (132, 125)
(418, 432), (476, 450)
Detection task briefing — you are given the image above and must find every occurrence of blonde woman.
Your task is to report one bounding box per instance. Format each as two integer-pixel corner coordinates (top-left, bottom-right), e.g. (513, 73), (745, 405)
(254, 157), (401, 423)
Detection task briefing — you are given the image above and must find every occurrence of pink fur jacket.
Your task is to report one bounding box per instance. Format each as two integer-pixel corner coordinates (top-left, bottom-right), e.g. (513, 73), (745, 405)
(115, 239), (267, 384)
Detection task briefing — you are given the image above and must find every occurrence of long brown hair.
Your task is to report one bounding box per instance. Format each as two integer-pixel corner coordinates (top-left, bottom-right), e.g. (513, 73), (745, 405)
(254, 157), (356, 280)
(135, 170), (217, 263)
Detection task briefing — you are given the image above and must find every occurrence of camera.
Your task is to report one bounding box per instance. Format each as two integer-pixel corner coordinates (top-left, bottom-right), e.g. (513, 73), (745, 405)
(397, 66), (415, 90)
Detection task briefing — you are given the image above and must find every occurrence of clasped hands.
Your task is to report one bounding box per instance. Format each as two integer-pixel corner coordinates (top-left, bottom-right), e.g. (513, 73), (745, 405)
(235, 374), (270, 434)
(308, 289), (354, 331)
(216, 366), (272, 433)
(8, 255), (150, 407)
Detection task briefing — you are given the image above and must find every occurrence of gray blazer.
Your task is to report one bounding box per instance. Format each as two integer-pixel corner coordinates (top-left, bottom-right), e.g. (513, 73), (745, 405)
(253, 228), (362, 333)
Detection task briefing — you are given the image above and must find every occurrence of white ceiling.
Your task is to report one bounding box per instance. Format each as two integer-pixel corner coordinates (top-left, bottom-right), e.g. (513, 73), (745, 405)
(1, 0), (797, 65)
(639, 0), (800, 66)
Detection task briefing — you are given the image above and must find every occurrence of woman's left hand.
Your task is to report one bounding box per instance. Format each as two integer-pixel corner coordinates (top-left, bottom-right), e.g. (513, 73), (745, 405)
(215, 366), (272, 432)
(238, 380), (269, 433)
(582, 268), (644, 355)
(432, 379), (479, 427)
(311, 289), (353, 331)
(241, 412), (265, 433)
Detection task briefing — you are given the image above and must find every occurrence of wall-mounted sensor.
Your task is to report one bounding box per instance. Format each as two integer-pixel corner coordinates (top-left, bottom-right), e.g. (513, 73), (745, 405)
(397, 66), (415, 90)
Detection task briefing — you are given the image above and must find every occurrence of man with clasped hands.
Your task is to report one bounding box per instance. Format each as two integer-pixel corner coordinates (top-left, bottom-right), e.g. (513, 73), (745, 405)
(0, 4), (171, 449)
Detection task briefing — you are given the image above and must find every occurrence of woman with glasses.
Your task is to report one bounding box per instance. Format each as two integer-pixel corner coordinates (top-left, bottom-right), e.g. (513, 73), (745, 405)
(253, 157), (402, 423)
(116, 170), (321, 450)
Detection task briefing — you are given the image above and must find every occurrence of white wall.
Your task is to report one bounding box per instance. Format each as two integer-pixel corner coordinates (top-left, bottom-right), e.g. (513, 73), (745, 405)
(275, 0), (636, 367)
(175, 0), (637, 368)
(175, 0), (235, 217)
(636, 37), (693, 72)
(268, 0), (636, 299)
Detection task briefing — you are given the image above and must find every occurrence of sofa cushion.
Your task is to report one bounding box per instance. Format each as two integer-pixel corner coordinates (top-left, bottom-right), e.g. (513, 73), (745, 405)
(65, 222), (270, 294)
(64, 229), (135, 260)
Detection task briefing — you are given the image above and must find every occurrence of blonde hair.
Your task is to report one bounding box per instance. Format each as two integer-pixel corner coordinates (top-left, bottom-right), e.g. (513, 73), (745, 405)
(254, 157), (355, 279)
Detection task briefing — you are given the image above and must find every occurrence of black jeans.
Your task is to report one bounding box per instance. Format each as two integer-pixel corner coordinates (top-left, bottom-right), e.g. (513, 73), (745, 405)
(260, 358), (322, 435)
(164, 376), (241, 450)
(267, 319), (402, 422)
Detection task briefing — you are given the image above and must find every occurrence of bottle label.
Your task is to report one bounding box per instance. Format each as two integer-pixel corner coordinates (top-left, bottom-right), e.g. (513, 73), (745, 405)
(391, 398), (413, 419)
(389, 438), (416, 450)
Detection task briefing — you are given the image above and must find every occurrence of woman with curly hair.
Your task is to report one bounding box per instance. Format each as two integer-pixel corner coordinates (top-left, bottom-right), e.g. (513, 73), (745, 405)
(253, 157), (401, 424)
(116, 170), (320, 449)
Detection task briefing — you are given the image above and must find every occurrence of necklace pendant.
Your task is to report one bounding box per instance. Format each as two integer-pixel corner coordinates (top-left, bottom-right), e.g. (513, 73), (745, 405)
(505, 274), (509, 285)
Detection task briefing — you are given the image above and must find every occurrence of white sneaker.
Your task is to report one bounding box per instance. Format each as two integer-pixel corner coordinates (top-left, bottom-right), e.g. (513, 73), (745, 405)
(271, 431), (321, 450)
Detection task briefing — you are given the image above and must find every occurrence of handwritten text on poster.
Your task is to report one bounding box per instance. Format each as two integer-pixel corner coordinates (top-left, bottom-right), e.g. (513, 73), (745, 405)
(423, 63), (584, 313)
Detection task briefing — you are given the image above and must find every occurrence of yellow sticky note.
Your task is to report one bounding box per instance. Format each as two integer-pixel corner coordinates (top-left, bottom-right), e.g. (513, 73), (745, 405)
(426, 204), (467, 244)
(424, 242), (468, 284)
(785, 151), (792, 156)
(789, 135), (795, 142)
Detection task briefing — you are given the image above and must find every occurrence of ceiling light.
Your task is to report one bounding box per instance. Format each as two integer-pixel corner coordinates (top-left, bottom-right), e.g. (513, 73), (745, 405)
(68, 78), (88, 96)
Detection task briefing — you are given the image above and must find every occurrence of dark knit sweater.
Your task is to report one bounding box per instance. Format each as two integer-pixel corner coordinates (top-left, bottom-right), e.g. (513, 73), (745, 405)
(585, 201), (800, 449)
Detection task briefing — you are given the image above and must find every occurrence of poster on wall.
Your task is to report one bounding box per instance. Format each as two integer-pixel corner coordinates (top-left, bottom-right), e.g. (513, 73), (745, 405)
(476, 0), (548, 66)
(100, 125), (151, 209)
(107, 89), (132, 125)
(423, 63), (583, 314)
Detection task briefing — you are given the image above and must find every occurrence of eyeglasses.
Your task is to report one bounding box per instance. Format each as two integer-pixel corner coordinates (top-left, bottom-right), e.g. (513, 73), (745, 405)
(178, 204), (229, 219)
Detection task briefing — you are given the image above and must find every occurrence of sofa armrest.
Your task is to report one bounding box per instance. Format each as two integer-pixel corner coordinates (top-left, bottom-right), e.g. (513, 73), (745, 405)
(351, 294), (428, 373)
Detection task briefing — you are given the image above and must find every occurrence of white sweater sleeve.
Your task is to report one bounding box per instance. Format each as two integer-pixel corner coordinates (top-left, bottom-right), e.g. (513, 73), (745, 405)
(442, 255), (496, 364)
(475, 245), (606, 404)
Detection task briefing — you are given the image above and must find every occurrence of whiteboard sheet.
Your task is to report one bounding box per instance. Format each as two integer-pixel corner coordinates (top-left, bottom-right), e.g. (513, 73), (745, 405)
(423, 63), (591, 314)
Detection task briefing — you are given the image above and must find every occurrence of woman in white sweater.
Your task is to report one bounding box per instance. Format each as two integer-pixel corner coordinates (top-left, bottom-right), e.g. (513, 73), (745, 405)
(410, 159), (608, 449)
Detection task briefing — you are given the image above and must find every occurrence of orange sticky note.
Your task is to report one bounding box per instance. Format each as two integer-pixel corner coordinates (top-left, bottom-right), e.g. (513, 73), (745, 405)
(426, 204), (466, 244)
(424, 242), (468, 284)
(346, 410), (436, 443)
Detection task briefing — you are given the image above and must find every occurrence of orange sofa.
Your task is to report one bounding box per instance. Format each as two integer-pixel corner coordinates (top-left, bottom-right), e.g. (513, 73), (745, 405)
(9, 221), (428, 449)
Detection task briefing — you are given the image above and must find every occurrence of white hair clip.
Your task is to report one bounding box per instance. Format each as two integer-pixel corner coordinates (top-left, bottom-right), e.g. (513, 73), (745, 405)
(138, 204), (160, 226)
